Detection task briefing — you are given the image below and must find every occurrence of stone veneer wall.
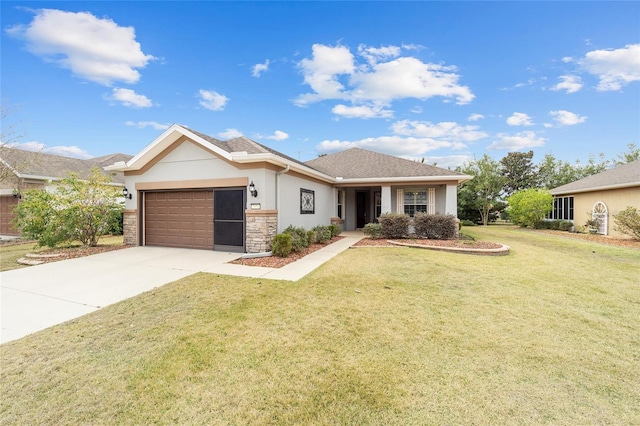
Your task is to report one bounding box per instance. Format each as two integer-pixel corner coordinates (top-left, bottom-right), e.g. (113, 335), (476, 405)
(123, 210), (137, 245)
(245, 210), (278, 254)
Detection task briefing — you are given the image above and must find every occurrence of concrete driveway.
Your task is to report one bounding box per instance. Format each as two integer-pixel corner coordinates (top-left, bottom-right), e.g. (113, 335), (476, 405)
(0, 246), (245, 344)
(1, 233), (363, 344)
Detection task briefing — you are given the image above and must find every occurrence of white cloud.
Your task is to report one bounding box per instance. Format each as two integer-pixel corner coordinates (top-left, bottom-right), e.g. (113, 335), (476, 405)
(332, 103), (394, 119)
(199, 89), (229, 111)
(9, 140), (92, 159)
(422, 155), (472, 169)
(506, 112), (534, 126)
(468, 113), (484, 122)
(501, 79), (536, 91)
(295, 43), (474, 112)
(580, 44), (640, 91)
(125, 120), (170, 130)
(549, 110), (587, 126)
(410, 106), (423, 114)
(357, 44), (401, 65)
(551, 75), (583, 94)
(266, 130), (289, 141)
(107, 88), (152, 108)
(391, 120), (487, 142)
(252, 59), (270, 77)
(487, 131), (546, 151)
(218, 128), (243, 139)
(6, 9), (154, 86)
(317, 136), (455, 157)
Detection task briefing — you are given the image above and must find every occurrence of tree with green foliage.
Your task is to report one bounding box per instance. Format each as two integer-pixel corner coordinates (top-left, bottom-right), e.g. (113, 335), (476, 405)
(14, 168), (123, 247)
(537, 153), (580, 189)
(506, 188), (553, 227)
(456, 155), (506, 226)
(500, 150), (538, 196)
(615, 143), (640, 165)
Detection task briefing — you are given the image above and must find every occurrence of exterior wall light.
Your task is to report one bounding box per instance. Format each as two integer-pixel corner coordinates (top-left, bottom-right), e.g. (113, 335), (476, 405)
(122, 187), (132, 200)
(249, 181), (258, 197)
(12, 189), (21, 199)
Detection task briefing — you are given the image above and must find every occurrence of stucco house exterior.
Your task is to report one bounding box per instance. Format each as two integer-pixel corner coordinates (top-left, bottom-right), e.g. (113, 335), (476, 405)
(107, 124), (471, 253)
(549, 159), (640, 237)
(0, 147), (131, 236)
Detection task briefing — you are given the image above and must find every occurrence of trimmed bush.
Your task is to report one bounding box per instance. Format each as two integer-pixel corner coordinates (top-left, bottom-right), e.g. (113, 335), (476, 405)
(283, 225), (310, 252)
(379, 213), (410, 238)
(271, 233), (292, 257)
(460, 219), (476, 227)
(328, 224), (342, 238)
(558, 220), (573, 232)
(414, 213), (458, 240)
(363, 223), (382, 239)
(312, 225), (332, 244)
(533, 219), (574, 232)
(614, 206), (640, 240)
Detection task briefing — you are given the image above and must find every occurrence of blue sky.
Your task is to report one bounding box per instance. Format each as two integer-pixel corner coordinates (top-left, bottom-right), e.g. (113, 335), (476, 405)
(2, 1), (639, 168)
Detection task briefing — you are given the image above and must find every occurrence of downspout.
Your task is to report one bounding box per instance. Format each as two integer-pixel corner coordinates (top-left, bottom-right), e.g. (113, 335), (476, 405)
(275, 164), (290, 232)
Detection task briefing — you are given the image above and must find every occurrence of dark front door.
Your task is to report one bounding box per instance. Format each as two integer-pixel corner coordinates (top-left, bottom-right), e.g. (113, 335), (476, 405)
(356, 191), (367, 228)
(214, 189), (245, 252)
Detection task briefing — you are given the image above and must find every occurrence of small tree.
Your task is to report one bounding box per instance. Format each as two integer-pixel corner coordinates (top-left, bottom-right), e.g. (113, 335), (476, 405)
(506, 188), (553, 228)
(14, 168), (123, 247)
(613, 207), (640, 240)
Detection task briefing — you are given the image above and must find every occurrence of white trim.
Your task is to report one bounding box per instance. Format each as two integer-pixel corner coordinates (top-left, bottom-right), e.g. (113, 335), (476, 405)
(551, 182), (640, 195)
(592, 201), (608, 235)
(428, 187), (435, 214)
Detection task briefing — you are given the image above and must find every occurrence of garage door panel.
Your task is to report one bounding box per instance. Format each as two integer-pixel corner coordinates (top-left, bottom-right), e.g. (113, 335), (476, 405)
(145, 190), (214, 250)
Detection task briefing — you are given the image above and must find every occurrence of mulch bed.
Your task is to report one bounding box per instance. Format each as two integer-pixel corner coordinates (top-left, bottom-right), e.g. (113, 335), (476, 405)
(352, 238), (503, 249)
(230, 236), (346, 268)
(529, 229), (640, 249)
(31, 244), (129, 263)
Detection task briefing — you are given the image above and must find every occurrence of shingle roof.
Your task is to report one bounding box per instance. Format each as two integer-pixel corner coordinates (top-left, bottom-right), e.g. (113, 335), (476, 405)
(1, 147), (132, 184)
(304, 148), (465, 179)
(551, 159), (640, 195)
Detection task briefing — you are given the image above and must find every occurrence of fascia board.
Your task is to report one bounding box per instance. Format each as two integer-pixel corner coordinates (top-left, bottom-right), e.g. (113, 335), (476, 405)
(118, 124), (233, 171)
(551, 181), (640, 195)
(335, 175), (473, 185)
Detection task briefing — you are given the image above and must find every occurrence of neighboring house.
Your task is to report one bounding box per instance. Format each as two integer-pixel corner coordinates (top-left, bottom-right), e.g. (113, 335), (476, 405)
(549, 159), (640, 237)
(0, 147), (131, 236)
(107, 124), (471, 253)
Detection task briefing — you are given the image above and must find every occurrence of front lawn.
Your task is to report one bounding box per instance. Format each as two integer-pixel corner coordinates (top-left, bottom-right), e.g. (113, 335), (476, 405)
(1, 227), (639, 424)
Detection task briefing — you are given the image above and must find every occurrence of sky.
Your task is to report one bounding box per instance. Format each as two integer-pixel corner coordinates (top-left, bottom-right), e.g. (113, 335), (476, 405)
(1, 1), (639, 168)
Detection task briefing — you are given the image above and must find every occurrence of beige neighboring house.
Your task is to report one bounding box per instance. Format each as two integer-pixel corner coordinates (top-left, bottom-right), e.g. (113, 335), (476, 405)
(549, 159), (640, 237)
(107, 124), (472, 253)
(0, 147), (132, 236)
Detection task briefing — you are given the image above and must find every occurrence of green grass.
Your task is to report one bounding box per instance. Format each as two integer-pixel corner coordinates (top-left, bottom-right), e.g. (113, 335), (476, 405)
(1, 227), (639, 424)
(0, 235), (124, 271)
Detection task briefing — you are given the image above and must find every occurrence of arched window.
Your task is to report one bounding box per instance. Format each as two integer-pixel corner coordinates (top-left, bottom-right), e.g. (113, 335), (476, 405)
(592, 201), (608, 235)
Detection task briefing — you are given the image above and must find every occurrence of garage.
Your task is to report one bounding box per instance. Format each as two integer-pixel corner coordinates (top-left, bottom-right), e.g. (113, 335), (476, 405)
(144, 191), (214, 250)
(0, 195), (20, 236)
(143, 189), (245, 251)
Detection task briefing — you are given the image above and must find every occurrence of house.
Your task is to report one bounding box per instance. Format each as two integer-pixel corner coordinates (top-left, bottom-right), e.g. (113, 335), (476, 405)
(0, 147), (131, 236)
(107, 124), (471, 253)
(549, 159), (640, 237)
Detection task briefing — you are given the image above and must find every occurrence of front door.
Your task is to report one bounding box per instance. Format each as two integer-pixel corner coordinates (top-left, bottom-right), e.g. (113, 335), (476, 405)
(214, 189), (245, 252)
(356, 191), (368, 228)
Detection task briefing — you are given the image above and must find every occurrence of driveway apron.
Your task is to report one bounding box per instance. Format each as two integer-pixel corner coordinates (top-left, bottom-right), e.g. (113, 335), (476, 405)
(0, 247), (241, 344)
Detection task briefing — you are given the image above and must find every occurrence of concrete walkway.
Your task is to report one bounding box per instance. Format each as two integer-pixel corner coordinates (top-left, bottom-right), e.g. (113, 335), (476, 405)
(0, 232), (363, 344)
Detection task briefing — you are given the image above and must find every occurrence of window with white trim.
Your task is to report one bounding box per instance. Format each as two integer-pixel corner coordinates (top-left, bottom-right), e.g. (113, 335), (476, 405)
(403, 191), (428, 217)
(336, 190), (344, 219)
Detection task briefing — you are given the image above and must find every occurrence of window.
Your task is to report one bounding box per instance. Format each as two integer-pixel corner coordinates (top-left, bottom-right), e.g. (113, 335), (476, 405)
(300, 189), (315, 214)
(374, 192), (381, 218)
(337, 190), (344, 219)
(548, 196), (574, 220)
(403, 191), (428, 217)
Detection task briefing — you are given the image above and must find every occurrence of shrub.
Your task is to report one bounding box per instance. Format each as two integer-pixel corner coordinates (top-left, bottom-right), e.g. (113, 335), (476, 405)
(378, 213), (410, 238)
(614, 206), (640, 240)
(328, 224), (342, 238)
(460, 219), (476, 227)
(272, 233), (292, 257)
(283, 225), (310, 252)
(363, 223), (382, 239)
(506, 188), (553, 228)
(413, 213), (458, 239)
(533, 219), (574, 232)
(558, 220), (574, 232)
(312, 225), (332, 244)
